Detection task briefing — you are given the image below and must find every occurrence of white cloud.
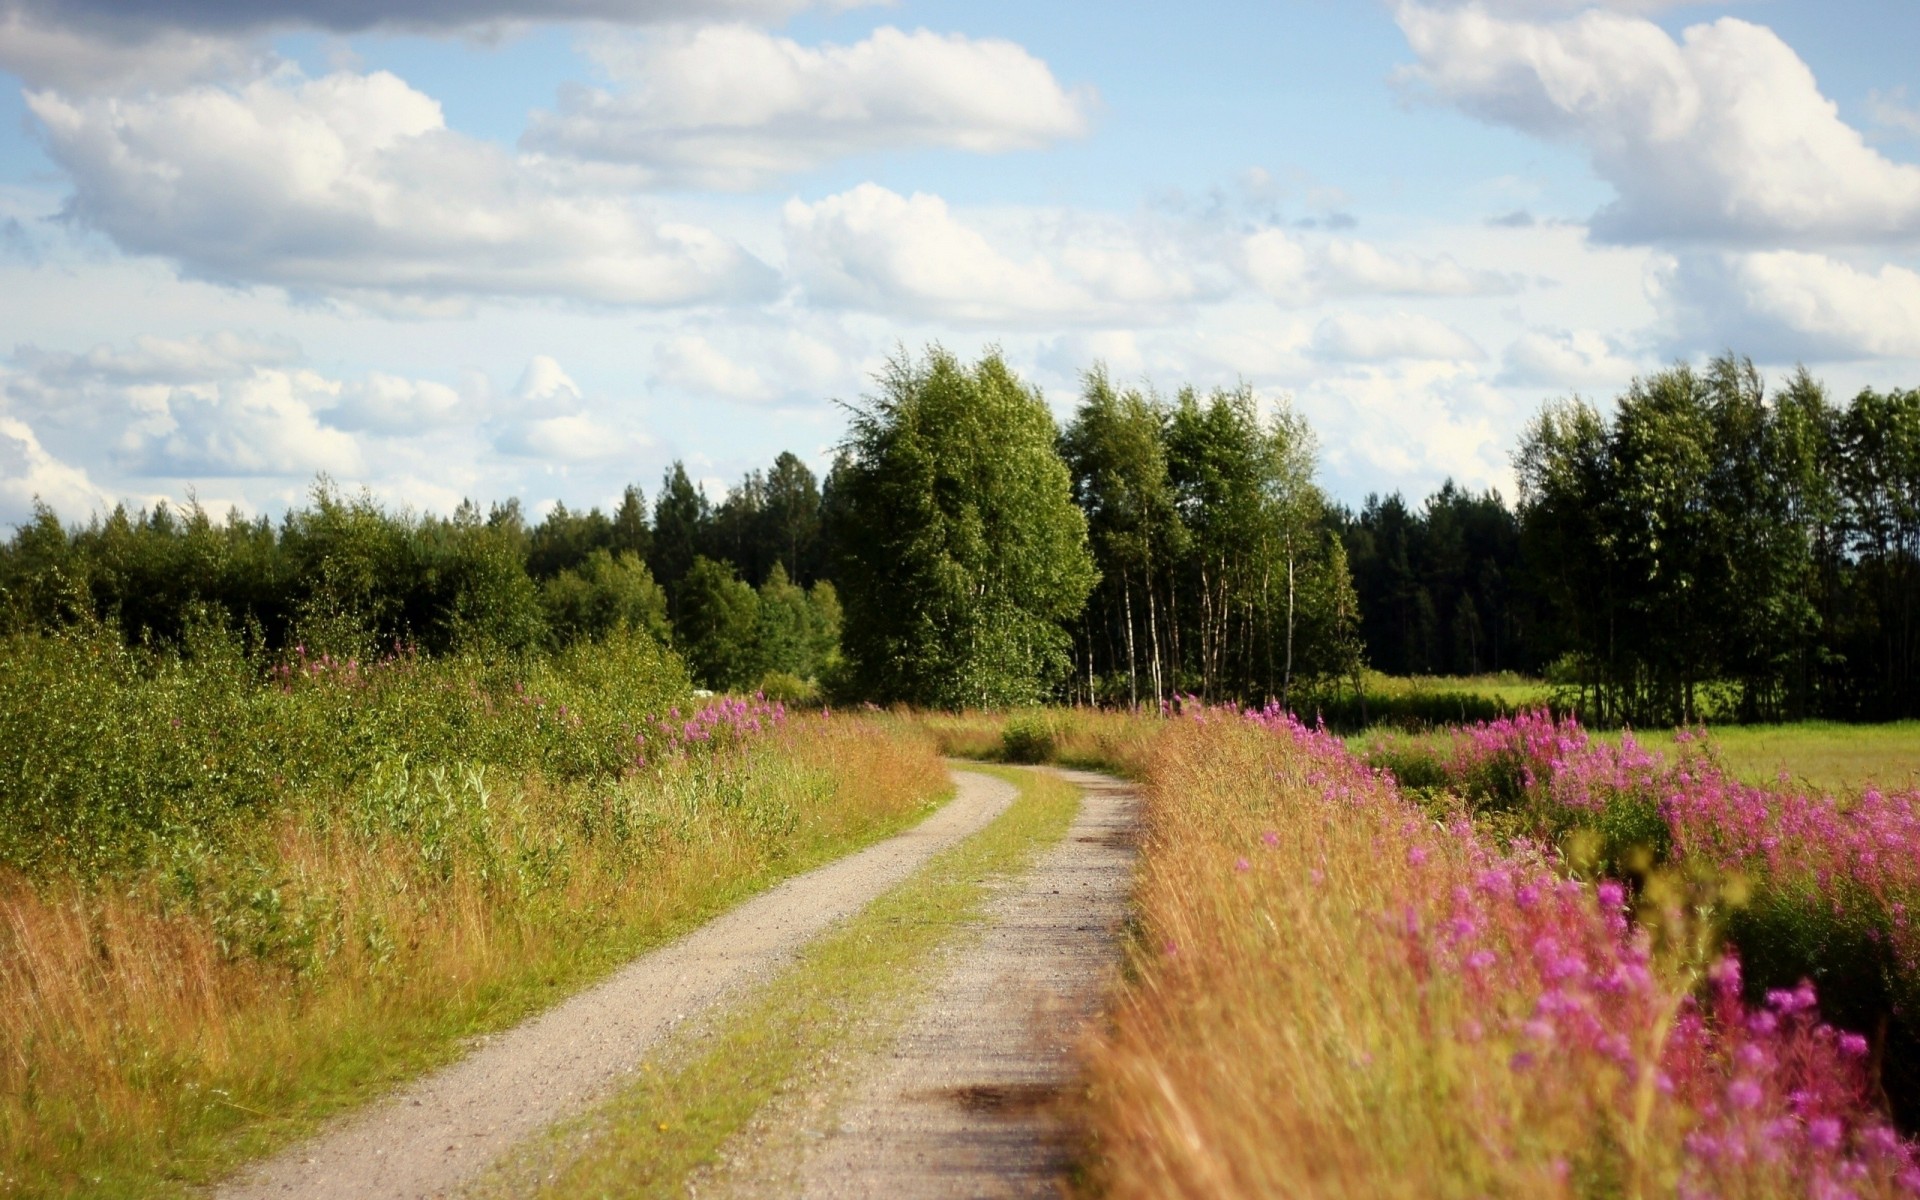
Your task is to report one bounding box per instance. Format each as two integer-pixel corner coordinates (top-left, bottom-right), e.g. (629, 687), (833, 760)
(784, 184), (1210, 326)
(1395, 4), (1920, 246)
(1657, 250), (1920, 360)
(512, 354), (585, 412)
(525, 24), (1091, 189)
(1499, 328), (1639, 387)
(0, 0), (884, 91)
(13, 332), (300, 384)
(0, 415), (111, 523)
(0, 8), (261, 93)
(326, 373), (469, 433)
(3, 334), (412, 483)
(1296, 360), (1516, 497)
(131, 370), (365, 477)
(27, 68), (777, 306)
(1312, 311), (1484, 363)
(1241, 227), (1520, 304)
(1870, 87), (1920, 141)
(495, 413), (645, 462)
(651, 327), (854, 406)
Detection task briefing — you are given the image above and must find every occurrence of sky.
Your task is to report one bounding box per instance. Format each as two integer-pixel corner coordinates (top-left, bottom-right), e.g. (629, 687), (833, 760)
(1, 0), (1918, 526)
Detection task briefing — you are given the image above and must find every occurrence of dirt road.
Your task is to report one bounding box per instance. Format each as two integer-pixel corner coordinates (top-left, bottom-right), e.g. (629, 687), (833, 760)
(728, 768), (1141, 1200)
(217, 771), (1019, 1200)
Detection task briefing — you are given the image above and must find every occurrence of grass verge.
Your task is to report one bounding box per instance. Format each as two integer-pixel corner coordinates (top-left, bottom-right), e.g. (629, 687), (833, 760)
(470, 764), (1082, 1199)
(1, 716), (945, 1200)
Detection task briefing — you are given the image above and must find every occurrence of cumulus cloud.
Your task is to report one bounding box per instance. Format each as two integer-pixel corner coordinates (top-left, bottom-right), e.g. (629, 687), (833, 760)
(1657, 250), (1920, 361)
(494, 413), (644, 462)
(650, 326), (854, 406)
(1871, 88), (1920, 141)
(1312, 312), (1484, 363)
(325, 373), (469, 434)
(1498, 328), (1639, 387)
(487, 354), (652, 461)
(1297, 360), (1515, 496)
(1395, 4), (1920, 246)
(0, 415), (111, 522)
(512, 355), (585, 413)
(27, 69), (777, 306)
(524, 25), (1091, 189)
(784, 184), (1215, 326)
(5, 0), (847, 33)
(13, 331), (300, 384)
(1241, 227), (1521, 304)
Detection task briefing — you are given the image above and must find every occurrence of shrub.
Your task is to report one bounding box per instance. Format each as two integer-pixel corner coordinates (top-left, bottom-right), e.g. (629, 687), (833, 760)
(1000, 713), (1057, 763)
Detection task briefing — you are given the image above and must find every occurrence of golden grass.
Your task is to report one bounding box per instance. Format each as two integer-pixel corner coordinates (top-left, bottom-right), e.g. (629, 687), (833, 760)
(1076, 717), (1910, 1200)
(0, 715), (945, 1199)
(898, 706), (1162, 776)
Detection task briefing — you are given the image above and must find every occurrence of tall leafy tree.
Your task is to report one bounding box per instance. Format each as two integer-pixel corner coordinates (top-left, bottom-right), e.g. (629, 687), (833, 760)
(831, 346), (1097, 708)
(1061, 368), (1183, 707)
(673, 556), (761, 691)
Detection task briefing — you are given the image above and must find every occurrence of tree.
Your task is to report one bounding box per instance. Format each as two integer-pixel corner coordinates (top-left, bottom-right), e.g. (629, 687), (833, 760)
(1062, 368), (1182, 708)
(650, 462), (709, 611)
(673, 556), (761, 690)
(831, 346), (1098, 708)
(541, 549), (670, 648)
(765, 452), (825, 584)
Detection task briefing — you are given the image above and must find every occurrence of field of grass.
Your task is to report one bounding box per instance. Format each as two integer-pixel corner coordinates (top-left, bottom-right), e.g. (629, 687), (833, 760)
(1596, 722), (1920, 794)
(0, 630), (947, 1199)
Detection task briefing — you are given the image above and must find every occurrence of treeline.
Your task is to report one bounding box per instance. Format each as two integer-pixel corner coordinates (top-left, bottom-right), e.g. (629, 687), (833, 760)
(0, 452), (841, 695)
(1334, 356), (1920, 725)
(1518, 357), (1920, 725)
(11, 346), (1913, 722)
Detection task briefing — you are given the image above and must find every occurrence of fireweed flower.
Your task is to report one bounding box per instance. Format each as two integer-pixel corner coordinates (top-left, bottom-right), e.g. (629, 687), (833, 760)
(1195, 701), (1920, 1192)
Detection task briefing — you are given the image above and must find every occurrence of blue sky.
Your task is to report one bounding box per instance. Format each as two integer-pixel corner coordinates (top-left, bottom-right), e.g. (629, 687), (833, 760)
(1, 0), (1917, 525)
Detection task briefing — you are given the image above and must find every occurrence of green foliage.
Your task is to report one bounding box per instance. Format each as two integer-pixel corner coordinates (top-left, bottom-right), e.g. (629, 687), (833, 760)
(1516, 358), (1920, 724)
(0, 625), (690, 877)
(674, 556), (762, 691)
(1061, 371), (1355, 708)
(999, 713), (1058, 763)
(832, 346), (1099, 708)
(541, 549), (671, 647)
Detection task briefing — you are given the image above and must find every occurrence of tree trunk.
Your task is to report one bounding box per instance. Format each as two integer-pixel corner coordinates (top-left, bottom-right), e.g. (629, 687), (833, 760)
(1123, 569), (1139, 710)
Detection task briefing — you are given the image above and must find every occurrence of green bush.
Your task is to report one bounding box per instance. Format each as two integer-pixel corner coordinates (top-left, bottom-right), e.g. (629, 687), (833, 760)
(1000, 713), (1057, 764)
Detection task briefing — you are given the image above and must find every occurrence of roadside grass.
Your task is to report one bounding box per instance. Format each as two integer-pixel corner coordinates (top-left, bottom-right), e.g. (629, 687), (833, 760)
(0, 715), (944, 1200)
(474, 765), (1082, 1200)
(1081, 712), (1918, 1199)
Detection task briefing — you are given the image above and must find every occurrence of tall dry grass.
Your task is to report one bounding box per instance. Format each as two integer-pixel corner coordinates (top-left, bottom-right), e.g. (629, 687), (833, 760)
(0, 713), (943, 1198)
(901, 706), (1162, 776)
(1082, 711), (1918, 1199)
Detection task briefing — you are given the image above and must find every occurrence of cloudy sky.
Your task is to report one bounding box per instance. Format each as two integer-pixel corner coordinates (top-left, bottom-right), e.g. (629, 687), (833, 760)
(2, 0), (1917, 525)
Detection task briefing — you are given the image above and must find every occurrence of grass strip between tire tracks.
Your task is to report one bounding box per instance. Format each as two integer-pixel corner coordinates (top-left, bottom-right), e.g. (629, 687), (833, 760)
(470, 765), (1083, 1199)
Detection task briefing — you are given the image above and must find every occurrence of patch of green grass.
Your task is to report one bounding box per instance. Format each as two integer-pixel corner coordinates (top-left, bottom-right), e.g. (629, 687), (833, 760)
(1360, 670), (1552, 709)
(1598, 721), (1920, 795)
(476, 765), (1083, 1200)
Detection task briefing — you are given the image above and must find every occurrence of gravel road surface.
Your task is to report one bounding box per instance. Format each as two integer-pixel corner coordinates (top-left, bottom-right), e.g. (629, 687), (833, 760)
(787, 768), (1140, 1199)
